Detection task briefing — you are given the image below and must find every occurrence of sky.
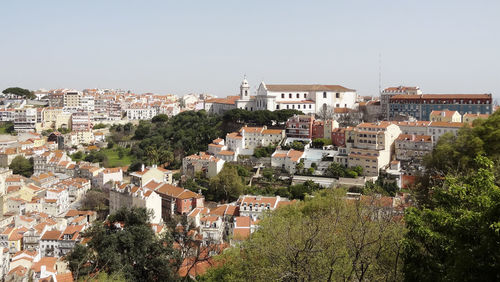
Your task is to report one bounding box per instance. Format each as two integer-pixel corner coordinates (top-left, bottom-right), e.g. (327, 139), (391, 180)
(0, 0), (499, 100)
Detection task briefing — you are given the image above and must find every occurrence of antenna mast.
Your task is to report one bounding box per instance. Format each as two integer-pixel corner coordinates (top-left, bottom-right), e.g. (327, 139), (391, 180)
(378, 52), (382, 94)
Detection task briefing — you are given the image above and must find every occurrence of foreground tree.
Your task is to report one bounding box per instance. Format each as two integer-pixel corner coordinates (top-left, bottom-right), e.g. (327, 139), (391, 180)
(202, 190), (404, 281)
(403, 155), (500, 281)
(66, 207), (180, 281)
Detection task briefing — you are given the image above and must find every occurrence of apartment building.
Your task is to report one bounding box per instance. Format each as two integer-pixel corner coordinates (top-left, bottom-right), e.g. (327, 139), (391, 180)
(285, 114), (314, 138)
(182, 152), (225, 178)
(71, 112), (92, 131)
(429, 110), (461, 122)
(380, 86), (421, 119)
(389, 94), (492, 120)
(225, 126), (284, 156)
(110, 184), (162, 223)
(395, 134), (433, 161)
(463, 113), (490, 123)
(63, 91), (81, 111)
(347, 122), (401, 176)
(237, 195), (291, 220)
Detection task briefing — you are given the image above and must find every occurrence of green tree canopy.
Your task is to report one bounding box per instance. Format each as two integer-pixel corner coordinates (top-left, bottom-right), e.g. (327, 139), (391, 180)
(202, 190), (404, 281)
(207, 164), (245, 202)
(66, 207), (180, 281)
(2, 87), (35, 99)
(9, 155), (33, 177)
(403, 155), (500, 281)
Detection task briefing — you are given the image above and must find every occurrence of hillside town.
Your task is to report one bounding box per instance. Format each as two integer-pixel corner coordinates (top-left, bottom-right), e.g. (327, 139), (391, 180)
(0, 79), (496, 281)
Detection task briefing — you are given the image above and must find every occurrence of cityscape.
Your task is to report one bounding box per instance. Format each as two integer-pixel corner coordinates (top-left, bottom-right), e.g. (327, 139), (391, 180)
(1, 1), (499, 282)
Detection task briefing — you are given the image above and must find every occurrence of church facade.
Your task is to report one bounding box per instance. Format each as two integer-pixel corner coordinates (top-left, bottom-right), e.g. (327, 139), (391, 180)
(235, 78), (358, 115)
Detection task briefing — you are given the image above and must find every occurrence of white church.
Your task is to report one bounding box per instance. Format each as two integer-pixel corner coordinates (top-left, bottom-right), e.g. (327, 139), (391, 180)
(235, 78), (358, 115)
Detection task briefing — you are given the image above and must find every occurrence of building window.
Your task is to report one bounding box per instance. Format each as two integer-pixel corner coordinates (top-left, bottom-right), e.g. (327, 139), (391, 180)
(296, 93), (300, 98)
(309, 105), (312, 109)
(289, 93), (292, 98)
(304, 93), (307, 98)
(336, 93), (340, 98)
(323, 92), (327, 98)
(276, 105), (280, 109)
(287, 105), (289, 109)
(281, 93), (285, 98)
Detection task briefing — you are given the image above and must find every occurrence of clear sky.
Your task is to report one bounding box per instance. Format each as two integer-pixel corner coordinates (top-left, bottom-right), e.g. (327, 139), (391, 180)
(0, 0), (499, 100)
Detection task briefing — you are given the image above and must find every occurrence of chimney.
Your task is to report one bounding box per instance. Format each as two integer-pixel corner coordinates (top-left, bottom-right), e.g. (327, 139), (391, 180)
(141, 164), (145, 172)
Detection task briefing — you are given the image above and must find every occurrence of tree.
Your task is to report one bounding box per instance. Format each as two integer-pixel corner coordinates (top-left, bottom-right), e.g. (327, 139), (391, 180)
(202, 190), (404, 281)
(2, 87), (35, 99)
(316, 105), (334, 120)
(66, 207), (180, 281)
(81, 189), (109, 219)
(403, 155), (500, 281)
(207, 165), (244, 202)
(9, 155), (33, 177)
(152, 114), (168, 123)
(93, 123), (107, 129)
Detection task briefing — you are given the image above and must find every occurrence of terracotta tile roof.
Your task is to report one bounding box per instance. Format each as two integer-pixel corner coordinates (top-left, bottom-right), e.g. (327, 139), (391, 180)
(31, 256), (57, 273)
(55, 273), (74, 282)
(262, 129), (283, 135)
(8, 266), (28, 277)
(463, 113), (489, 118)
(396, 134), (432, 142)
(226, 132), (242, 139)
(240, 126), (265, 134)
(233, 228), (251, 240)
(205, 95), (240, 105)
(217, 150), (235, 156)
(41, 230), (61, 240)
(429, 121), (466, 128)
(430, 110), (459, 117)
(265, 84), (354, 92)
(287, 149), (304, 162)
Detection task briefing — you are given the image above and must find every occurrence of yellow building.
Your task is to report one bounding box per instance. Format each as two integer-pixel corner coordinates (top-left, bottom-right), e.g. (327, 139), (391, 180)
(130, 165), (173, 187)
(347, 122), (402, 176)
(463, 113), (489, 123)
(42, 108), (64, 129)
(429, 110), (461, 122)
(55, 113), (72, 130)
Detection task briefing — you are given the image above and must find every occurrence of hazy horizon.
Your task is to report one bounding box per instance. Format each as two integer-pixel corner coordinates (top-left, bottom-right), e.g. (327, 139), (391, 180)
(1, 0), (499, 100)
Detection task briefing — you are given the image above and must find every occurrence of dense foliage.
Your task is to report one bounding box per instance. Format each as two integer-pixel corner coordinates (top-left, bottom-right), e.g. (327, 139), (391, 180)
(403, 156), (500, 281)
(223, 108), (303, 126)
(201, 190), (404, 281)
(66, 207), (180, 281)
(9, 155), (33, 177)
(403, 111), (500, 280)
(2, 87), (35, 99)
(130, 111), (222, 168)
(325, 162), (363, 178)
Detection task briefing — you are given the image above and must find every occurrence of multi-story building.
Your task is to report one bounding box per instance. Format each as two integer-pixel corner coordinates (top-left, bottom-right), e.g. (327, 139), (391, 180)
(63, 91), (81, 111)
(154, 183), (204, 219)
(126, 103), (157, 120)
(235, 79), (357, 114)
(79, 95), (95, 112)
(48, 92), (64, 107)
(285, 114), (314, 139)
(347, 122), (402, 176)
(237, 195), (291, 220)
(427, 121), (465, 144)
(389, 94), (493, 121)
(380, 86), (421, 119)
(110, 184), (162, 223)
(129, 165), (173, 187)
(71, 112), (92, 131)
(429, 110), (461, 122)
(13, 108), (38, 132)
(271, 149), (304, 174)
(395, 134), (433, 161)
(182, 152), (225, 178)
(225, 126), (284, 156)
(463, 113), (490, 123)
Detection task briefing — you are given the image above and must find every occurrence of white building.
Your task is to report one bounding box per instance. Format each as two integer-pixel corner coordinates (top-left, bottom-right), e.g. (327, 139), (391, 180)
(235, 78), (357, 115)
